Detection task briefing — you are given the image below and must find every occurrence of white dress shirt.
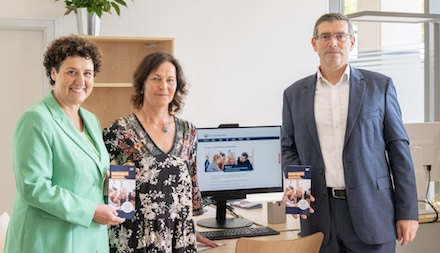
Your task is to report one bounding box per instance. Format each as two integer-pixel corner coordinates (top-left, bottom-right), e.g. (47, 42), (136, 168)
(314, 66), (350, 188)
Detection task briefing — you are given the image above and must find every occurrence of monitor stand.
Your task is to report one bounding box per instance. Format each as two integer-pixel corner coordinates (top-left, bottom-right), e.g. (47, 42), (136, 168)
(197, 199), (253, 229)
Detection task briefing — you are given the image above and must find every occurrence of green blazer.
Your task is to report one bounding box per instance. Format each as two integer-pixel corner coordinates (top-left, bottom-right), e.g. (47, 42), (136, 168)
(4, 92), (110, 253)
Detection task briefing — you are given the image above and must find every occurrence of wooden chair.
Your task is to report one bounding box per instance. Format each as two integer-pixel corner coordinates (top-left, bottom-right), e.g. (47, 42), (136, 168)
(235, 231), (324, 253)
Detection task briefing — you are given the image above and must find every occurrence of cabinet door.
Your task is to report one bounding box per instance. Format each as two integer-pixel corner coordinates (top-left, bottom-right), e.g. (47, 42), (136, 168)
(0, 25), (51, 214)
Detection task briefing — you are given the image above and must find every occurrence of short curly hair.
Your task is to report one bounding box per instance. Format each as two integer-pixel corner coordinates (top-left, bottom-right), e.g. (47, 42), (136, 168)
(131, 52), (189, 114)
(43, 35), (102, 85)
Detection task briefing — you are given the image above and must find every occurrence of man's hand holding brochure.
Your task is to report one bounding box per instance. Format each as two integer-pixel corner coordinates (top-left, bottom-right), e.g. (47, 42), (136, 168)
(282, 165), (315, 219)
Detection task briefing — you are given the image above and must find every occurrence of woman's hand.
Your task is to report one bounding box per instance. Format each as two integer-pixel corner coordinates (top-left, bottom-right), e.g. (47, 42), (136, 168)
(93, 204), (125, 225)
(196, 233), (219, 248)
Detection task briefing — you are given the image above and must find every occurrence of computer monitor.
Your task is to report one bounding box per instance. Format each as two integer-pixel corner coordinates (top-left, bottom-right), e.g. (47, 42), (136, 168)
(404, 122), (440, 211)
(196, 125), (283, 229)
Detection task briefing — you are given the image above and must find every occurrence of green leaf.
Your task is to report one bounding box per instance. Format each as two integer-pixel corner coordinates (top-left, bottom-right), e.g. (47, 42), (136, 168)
(54, 0), (131, 16)
(111, 2), (121, 16)
(89, 6), (103, 17)
(103, 1), (111, 12)
(114, 0), (127, 7)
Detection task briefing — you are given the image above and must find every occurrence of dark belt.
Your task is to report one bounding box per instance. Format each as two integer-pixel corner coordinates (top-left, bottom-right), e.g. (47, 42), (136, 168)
(327, 187), (346, 199)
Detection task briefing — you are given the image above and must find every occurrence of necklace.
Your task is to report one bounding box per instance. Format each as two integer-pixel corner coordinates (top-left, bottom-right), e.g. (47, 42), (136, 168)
(142, 111), (173, 133)
(161, 116), (173, 133)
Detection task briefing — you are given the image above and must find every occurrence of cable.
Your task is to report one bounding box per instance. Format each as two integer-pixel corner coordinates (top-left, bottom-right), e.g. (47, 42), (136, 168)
(225, 204), (243, 218)
(421, 166), (439, 223)
(418, 199), (439, 223)
(202, 197), (214, 207)
(425, 165), (431, 200)
(202, 197), (244, 219)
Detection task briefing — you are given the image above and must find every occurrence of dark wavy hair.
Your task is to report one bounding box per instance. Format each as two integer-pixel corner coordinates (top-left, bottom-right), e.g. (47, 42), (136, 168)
(313, 13), (354, 37)
(131, 52), (189, 114)
(43, 35), (102, 85)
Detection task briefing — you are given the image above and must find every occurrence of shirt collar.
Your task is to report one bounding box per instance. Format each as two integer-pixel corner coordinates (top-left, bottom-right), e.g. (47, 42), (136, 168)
(317, 64), (351, 85)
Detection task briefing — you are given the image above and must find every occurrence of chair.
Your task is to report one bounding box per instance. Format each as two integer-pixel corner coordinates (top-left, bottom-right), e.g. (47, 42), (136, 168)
(0, 212), (10, 253)
(235, 231), (324, 253)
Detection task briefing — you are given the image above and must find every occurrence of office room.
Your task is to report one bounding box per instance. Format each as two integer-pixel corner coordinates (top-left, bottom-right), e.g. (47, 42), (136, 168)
(1, 0), (439, 252)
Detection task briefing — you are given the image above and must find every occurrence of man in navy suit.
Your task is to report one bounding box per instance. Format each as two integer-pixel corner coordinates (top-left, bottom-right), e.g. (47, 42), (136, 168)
(281, 13), (419, 252)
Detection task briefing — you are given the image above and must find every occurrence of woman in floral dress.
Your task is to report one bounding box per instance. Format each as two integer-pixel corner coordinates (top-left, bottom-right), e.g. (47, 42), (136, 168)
(103, 52), (217, 253)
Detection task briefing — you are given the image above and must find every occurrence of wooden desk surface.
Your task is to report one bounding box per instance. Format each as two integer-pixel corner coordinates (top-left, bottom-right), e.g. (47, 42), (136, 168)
(234, 202), (300, 231)
(419, 212), (439, 223)
(195, 203), (301, 253)
(195, 202), (440, 252)
(217, 202), (440, 226)
(198, 230), (300, 253)
(196, 202), (300, 232)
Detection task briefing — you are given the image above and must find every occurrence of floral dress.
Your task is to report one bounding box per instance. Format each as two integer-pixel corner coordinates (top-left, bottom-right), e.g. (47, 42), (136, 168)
(103, 113), (204, 253)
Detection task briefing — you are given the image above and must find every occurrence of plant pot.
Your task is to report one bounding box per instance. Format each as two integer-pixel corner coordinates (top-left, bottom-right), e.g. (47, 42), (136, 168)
(76, 8), (101, 35)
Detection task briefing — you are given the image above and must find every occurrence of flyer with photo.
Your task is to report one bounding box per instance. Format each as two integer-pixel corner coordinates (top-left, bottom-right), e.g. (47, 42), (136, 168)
(283, 165), (312, 215)
(108, 164), (136, 219)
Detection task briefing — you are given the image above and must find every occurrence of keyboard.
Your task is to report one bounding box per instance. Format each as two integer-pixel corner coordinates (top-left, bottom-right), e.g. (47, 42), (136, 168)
(198, 226), (280, 240)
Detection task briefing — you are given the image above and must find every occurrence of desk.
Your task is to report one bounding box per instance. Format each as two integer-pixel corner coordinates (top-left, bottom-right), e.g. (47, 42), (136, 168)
(197, 231), (300, 253)
(195, 202), (301, 253)
(418, 212), (439, 223)
(196, 203), (440, 253)
(196, 202), (300, 232)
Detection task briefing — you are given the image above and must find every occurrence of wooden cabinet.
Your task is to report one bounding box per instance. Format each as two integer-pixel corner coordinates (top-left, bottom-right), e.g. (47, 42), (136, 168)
(81, 36), (174, 128)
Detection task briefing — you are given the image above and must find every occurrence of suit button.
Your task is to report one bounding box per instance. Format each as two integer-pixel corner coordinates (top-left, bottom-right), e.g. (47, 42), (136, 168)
(319, 169), (324, 174)
(93, 180), (98, 186)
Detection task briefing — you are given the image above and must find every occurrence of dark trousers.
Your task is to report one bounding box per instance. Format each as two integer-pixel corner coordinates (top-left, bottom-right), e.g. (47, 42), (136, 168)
(320, 194), (396, 253)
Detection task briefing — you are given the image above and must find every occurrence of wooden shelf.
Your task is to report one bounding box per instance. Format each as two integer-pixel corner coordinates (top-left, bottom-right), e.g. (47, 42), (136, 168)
(94, 83), (132, 88)
(81, 36), (174, 128)
(85, 36), (174, 84)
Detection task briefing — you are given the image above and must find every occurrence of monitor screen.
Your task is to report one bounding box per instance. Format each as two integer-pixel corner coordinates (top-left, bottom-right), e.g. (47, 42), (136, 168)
(196, 125), (283, 228)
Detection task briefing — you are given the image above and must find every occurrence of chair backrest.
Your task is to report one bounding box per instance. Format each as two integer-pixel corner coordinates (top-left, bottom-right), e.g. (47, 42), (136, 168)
(0, 212), (10, 253)
(235, 231), (324, 253)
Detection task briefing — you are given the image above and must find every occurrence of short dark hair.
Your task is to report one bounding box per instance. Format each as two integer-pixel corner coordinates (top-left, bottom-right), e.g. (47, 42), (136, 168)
(241, 152), (248, 159)
(43, 35), (102, 85)
(313, 13), (354, 37)
(131, 52), (189, 114)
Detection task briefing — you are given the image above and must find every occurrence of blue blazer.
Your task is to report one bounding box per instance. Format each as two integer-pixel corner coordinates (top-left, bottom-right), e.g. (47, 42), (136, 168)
(281, 66), (418, 245)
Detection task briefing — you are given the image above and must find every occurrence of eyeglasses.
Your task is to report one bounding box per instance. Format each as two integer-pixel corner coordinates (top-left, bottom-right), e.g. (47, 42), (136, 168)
(314, 33), (352, 42)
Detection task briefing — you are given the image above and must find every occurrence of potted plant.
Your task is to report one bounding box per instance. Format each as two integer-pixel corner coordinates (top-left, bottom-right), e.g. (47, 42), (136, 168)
(55, 0), (131, 17)
(54, 0), (132, 35)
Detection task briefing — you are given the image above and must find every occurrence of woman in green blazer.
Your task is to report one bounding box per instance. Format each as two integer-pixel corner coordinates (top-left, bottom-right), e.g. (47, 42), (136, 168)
(4, 35), (125, 253)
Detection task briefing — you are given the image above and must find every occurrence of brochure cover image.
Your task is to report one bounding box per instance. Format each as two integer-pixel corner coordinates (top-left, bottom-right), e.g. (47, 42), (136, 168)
(283, 165), (312, 215)
(108, 164), (136, 219)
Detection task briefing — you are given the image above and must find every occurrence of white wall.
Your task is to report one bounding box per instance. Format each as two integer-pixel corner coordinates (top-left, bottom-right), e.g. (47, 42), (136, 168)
(92, 0), (327, 127)
(0, 0), (328, 214)
(2, 0), (327, 128)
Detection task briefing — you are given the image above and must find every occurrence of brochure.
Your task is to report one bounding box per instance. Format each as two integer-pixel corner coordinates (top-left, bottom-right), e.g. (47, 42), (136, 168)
(108, 164), (136, 219)
(283, 165), (312, 215)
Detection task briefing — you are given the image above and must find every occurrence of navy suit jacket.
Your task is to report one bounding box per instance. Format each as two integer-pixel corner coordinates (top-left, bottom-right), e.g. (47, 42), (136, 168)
(281, 66), (418, 245)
